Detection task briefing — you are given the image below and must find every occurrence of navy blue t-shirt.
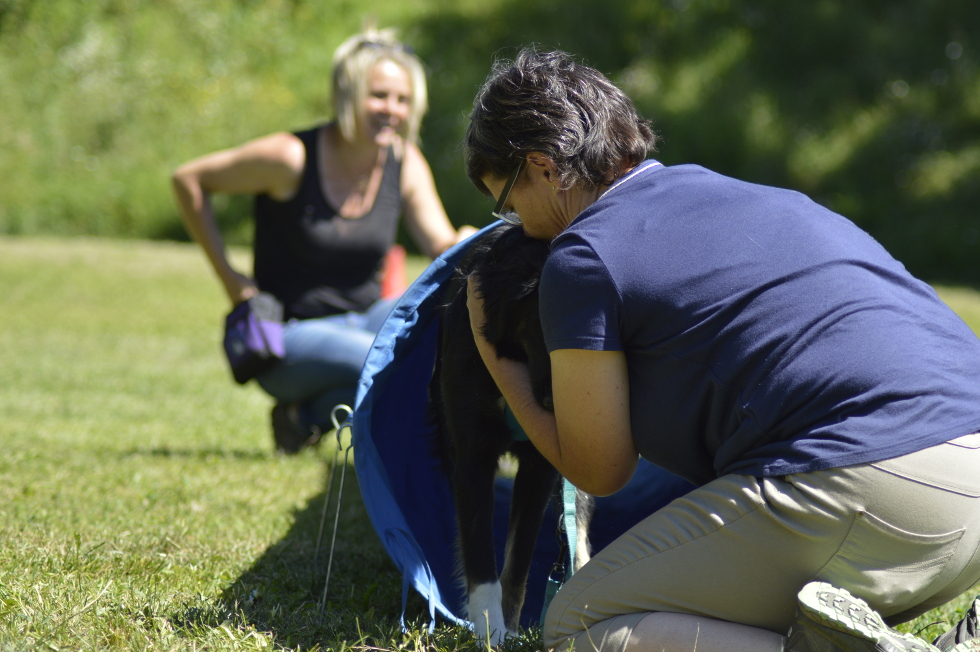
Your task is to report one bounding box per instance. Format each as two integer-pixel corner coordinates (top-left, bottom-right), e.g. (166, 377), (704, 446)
(541, 161), (980, 486)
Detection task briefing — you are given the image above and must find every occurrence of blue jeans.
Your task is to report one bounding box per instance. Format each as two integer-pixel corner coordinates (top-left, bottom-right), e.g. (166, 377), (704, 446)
(255, 298), (396, 429)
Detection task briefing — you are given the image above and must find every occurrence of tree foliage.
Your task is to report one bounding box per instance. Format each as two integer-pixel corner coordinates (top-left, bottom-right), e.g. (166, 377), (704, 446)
(1, 0), (977, 282)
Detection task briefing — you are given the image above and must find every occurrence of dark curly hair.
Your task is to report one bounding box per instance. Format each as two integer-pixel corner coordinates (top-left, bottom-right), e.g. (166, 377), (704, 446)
(464, 48), (658, 194)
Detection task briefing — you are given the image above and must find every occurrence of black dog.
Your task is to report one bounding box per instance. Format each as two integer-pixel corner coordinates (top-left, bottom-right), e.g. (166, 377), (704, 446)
(429, 224), (592, 644)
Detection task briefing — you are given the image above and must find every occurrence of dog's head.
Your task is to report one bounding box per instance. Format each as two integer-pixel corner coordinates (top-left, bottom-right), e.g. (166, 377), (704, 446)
(471, 225), (553, 409)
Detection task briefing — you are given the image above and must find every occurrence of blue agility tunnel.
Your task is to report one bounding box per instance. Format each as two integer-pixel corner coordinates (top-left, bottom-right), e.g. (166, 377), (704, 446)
(351, 224), (696, 630)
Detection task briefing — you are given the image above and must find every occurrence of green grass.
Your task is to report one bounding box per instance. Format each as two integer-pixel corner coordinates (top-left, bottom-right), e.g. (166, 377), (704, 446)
(0, 236), (978, 651)
(0, 236), (523, 651)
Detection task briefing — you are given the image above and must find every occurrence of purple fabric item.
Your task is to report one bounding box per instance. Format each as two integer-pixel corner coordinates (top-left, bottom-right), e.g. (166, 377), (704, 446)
(223, 292), (285, 384)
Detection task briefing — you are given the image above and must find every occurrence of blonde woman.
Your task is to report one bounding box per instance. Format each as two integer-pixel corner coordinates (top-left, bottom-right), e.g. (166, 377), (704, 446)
(173, 29), (475, 452)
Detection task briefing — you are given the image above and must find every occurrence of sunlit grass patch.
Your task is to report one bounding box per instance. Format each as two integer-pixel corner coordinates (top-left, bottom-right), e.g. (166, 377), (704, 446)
(1, 236), (978, 651)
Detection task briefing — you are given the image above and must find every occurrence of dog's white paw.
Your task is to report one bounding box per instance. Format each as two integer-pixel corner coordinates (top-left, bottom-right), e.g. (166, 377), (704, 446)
(468, 582), (515, 646)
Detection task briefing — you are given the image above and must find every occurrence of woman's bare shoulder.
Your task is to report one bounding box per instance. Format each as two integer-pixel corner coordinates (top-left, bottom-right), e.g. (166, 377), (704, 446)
(237, 131), (306, 172)
(173, 130), (307, 198)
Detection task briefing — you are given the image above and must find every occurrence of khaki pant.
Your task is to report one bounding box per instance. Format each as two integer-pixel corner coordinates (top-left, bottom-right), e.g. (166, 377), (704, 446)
(544, 434), (980, 652)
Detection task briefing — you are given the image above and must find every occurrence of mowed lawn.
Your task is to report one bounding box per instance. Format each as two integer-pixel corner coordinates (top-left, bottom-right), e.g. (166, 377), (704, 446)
(1, 236), (978, 651)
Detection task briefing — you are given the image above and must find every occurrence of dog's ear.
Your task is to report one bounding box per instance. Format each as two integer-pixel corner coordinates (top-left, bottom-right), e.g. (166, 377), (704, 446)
(446, 224), (514, 308)
(475, 226), (550, 344)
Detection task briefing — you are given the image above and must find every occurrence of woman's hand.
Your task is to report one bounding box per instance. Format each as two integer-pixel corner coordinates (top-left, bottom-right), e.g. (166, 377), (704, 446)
(468, 275), (638, 496)
(454, 225), (479, 245)
(467, 275), (586, 491)
(224, 271), (260, 305)
(467, 274), (535, 406)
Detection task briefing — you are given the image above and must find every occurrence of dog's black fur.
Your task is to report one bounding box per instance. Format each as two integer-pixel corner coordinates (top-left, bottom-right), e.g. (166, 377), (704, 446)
(428, 224), (592, 643)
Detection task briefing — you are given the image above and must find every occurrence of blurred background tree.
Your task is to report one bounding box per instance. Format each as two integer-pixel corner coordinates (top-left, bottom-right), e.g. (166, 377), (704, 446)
(1, 0), (977, 283)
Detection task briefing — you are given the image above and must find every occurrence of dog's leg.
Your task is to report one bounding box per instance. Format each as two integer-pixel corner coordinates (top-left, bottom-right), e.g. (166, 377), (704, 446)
(499, 442), (560, 634)
(438, 310), (516, 645)
(468, 581), (505, 645)
(452, 447), (508, 645)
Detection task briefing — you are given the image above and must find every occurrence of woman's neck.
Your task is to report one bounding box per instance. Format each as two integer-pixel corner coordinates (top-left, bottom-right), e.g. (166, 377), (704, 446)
(326, 123), (385, 175)
(318, 123), (389, 219)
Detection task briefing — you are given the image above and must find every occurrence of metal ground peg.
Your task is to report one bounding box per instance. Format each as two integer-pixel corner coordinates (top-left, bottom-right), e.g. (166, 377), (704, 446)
(312, 404), (354, 614)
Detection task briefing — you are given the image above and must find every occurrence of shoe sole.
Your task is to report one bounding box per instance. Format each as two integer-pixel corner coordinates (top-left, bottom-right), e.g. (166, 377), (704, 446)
(936, 597), (980, 651)
(950, 642), (980, 652)
(271, 404), (322, 454)
(796, 582), (937, 652)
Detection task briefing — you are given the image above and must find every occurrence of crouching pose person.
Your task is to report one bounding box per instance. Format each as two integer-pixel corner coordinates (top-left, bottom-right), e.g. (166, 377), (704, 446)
(463, 48), (980, 652)
(173, 29), (475, 452)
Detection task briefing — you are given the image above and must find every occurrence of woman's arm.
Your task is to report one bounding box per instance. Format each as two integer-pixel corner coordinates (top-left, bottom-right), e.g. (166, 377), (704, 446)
(400, 141), (478, 259)
(171, 132), (305, 304)
(467, 276), (638, 496)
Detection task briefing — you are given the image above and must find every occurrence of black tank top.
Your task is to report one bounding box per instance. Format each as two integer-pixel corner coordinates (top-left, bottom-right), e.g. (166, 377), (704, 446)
(253, 125), (402, 320)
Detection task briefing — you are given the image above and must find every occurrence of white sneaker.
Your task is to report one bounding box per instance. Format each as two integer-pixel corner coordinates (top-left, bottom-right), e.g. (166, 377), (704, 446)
(786, 582), (938, 652)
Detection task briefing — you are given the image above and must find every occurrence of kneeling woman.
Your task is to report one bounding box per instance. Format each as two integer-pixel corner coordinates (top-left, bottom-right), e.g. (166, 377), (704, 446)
(464, 48), (980, 652)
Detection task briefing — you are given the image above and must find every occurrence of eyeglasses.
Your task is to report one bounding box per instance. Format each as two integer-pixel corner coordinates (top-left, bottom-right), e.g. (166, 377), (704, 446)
(491, 159), (525, 225)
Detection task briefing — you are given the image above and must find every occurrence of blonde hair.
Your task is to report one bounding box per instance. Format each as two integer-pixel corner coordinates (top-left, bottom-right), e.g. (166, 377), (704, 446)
(332, 28), (428, 144)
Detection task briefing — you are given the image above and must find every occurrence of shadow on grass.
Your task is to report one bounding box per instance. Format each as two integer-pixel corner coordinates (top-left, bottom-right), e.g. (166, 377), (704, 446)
(170, 456), (433, 649)
(121, 446), (271, 461)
